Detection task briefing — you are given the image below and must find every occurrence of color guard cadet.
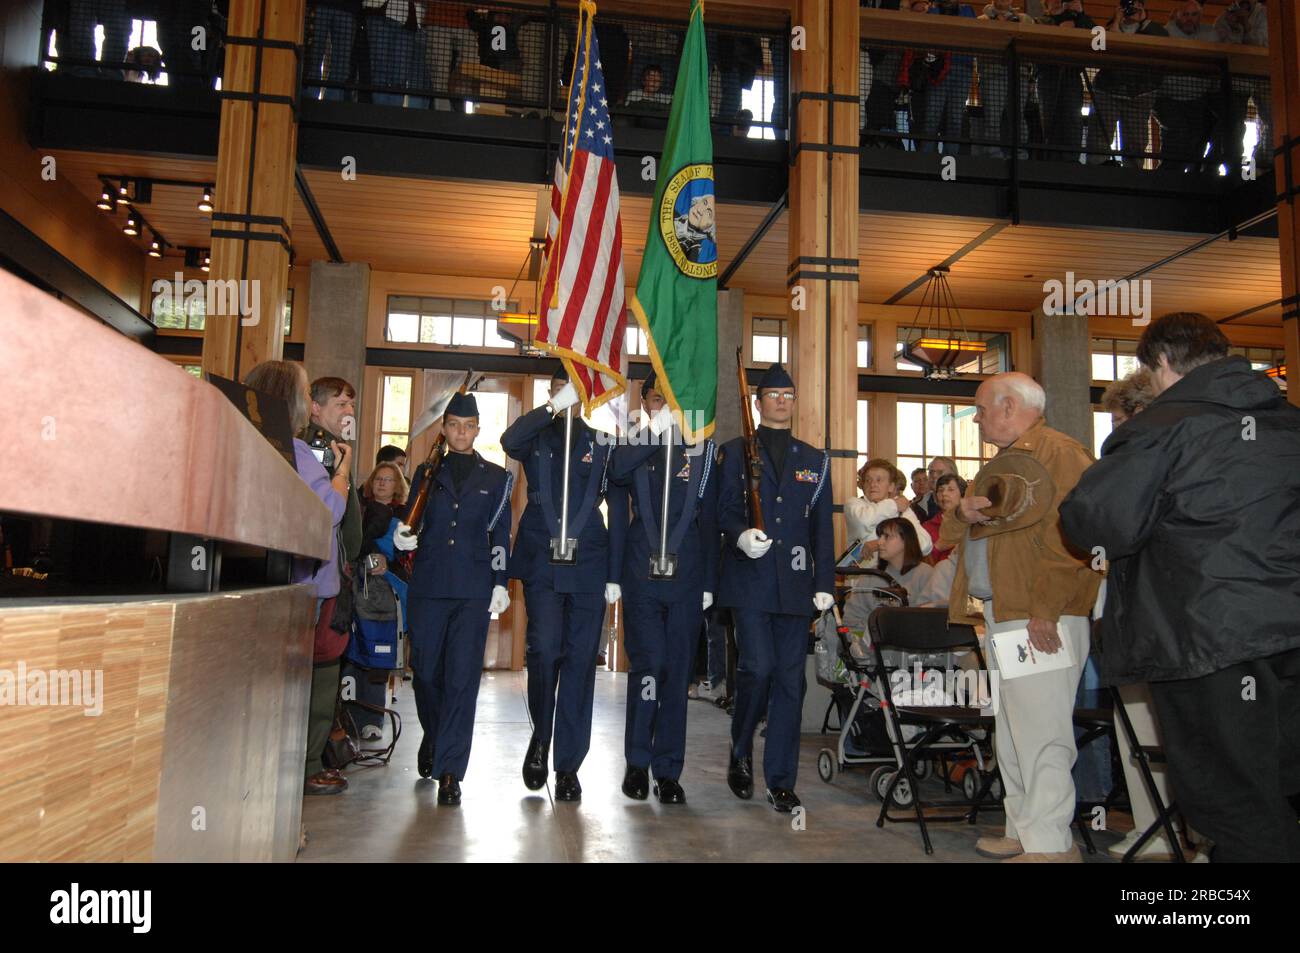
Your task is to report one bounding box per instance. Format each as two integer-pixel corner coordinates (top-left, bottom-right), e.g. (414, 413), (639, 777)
(393, 392), (513, 806)
(716, 363), (835, 812)
(501, 367), (627, 801)
(608, 372), (718, 805)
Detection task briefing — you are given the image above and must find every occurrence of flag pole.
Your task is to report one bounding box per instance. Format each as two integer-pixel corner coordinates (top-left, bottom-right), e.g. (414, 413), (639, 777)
(650, 422), (679, 579)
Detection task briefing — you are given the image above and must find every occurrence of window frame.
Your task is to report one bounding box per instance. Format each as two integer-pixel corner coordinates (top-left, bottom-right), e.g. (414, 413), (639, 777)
(383, 294), (520, 353)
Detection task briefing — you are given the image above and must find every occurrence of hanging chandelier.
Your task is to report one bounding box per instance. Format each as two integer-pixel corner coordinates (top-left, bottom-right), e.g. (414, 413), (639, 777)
(902, 266), (987, 381)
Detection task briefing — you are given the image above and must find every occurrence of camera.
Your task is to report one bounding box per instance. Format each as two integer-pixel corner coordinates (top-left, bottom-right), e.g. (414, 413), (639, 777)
(1121, 0), (1141, 14)
(306, 427), (335, 472)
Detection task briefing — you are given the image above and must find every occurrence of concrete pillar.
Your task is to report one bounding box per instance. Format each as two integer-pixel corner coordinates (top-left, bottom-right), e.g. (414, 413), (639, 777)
(1031, 310), (1093, 449)
(305, 261), (370, 421)
(715, 288), (744, 443)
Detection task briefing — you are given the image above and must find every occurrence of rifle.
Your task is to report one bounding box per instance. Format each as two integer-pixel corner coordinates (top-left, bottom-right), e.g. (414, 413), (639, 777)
(736, 348), (765, 532)
(403, 369), (475, 537)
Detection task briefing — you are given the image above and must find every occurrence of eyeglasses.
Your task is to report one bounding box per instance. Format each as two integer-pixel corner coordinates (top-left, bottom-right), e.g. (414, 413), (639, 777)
(761, 391), (796, 402)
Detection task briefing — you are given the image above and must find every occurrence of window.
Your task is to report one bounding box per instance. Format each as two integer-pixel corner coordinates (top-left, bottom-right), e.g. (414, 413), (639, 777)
(1090, 337), (1141, 382)
(856, 398), (871, 474)
(152, 290), (206, 330)
(895, 327), (1009, 375)
(532, 377), (624, 438)
(752, 317), (788, 364)
(1093, 410), (1113, 460)
(385, 296), (517, 349)
(379, 374), (413, 451)
(896, 400), (997, 482)
(1229, 345), (1285, 371)
(857, 324), (873, 370)
(284, 288), (294, 337)
(626, 325), (649, 356)
(180, 363), (202, 379)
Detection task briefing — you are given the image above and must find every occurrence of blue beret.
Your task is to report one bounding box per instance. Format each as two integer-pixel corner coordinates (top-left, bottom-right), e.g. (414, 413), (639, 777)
(445, 392), (479, 418)
(551, 364), (569, 383)
(756, 363), (794, 390)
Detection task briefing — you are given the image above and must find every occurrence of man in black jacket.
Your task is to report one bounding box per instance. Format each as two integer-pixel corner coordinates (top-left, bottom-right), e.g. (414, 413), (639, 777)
(1060, 312), (1300, 863)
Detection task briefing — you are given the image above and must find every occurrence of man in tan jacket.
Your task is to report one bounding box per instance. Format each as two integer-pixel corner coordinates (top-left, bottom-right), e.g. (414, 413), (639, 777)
(941, 372), (1101, 862)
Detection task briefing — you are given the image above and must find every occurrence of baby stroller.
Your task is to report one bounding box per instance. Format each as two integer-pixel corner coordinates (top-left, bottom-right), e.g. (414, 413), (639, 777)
(814, 567), (996, 809)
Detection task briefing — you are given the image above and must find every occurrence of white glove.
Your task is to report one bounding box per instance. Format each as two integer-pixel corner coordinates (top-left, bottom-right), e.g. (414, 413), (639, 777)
(813, 591), (835, 612)
(702, 592), (714, 611)
(604, 582), (622, 605)
(649, 405), (675, 436)
(489, 584), (510, 614)
(737, 528), (772, 559)
(393, 522), (418, 551)
(549, 382), (580, 414)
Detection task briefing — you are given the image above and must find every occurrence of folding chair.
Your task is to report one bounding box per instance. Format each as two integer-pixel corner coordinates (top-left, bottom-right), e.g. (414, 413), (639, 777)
(1109, 685), (1187, 863)
(864, 606), (1000, 856)
(1072, 699), (1127, 855)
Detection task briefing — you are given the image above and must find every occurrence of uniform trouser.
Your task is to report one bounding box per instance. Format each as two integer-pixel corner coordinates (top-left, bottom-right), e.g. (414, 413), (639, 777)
(1115, 681), (1174, 842)
(409, 596), (490, 780)
(730, 608), (810, 790)
(523, 585), (606, 773)
(984, 603), (1090, 854)
(623, 595), (701, 780)
(1148, 646), (1300, 863)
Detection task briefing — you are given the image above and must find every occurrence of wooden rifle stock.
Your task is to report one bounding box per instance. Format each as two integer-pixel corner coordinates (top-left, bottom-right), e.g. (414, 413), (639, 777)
(736, 348), (765, 532)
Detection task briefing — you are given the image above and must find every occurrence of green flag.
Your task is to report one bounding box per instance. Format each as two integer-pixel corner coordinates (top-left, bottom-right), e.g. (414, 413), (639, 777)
(629, 0), (717, 442)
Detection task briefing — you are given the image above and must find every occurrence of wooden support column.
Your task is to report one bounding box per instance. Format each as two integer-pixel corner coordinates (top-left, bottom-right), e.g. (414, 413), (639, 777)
(201, 0), (305, 382)
(789, 0), (860, 552)
(1268, 0), (1300, 406)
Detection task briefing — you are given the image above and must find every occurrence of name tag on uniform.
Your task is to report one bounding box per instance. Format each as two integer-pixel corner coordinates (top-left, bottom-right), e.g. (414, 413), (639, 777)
(480, 489), (490, 494)
(675, 461), (691, 480)
(794, 468), (819, 483)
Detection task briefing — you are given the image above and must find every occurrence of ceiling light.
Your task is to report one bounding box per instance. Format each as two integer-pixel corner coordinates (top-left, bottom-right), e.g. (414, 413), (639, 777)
(115, 181), (131, 205)
(123, 213), (139, 237)
(148, 235), (163, 258)
(201, 252), (210, 273)
(198, 187), (213, 214)
(96, 188), (114, 211)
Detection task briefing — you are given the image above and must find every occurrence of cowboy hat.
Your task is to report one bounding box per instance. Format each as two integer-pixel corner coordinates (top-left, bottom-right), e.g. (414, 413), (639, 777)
(968, 453), (1055, 540)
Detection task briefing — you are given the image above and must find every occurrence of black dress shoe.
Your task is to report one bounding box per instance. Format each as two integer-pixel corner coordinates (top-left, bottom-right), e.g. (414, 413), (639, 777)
(417, 736), (433, 779)
(522, 736), (549, 791)
(554, 771), (582, 801)
(622, 764), (649, 800)
(437, 774), (461, 806)
(654, 778), (686, 804)
(727, 754), (754, 800)
(766, 787), (801, 813)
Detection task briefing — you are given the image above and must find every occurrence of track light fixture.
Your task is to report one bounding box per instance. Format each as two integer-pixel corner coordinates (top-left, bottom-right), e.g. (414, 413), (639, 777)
(123, 212), (140, 237)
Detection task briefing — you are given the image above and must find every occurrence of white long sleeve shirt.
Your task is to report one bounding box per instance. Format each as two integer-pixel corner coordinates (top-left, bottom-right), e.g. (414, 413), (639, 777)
(844, 495), (934, 557)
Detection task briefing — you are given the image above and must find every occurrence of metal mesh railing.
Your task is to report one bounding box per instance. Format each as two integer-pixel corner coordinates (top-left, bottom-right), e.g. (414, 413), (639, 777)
(860, 36), (1270, 173)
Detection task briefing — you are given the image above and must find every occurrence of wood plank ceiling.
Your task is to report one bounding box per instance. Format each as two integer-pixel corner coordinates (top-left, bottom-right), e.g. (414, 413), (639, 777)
(50, 149), (1282, 325)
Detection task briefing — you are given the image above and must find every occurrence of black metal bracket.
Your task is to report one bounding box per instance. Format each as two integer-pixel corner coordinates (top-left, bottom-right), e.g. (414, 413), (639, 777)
(787, 270), (859, 284)
(212, 211), (292, 236)
(210, 227), (292, 251)
(1274, 134), (1300, 205)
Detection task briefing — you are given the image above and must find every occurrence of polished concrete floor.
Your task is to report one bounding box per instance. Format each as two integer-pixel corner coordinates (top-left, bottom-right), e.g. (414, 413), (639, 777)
(299, 671), (1128, 863)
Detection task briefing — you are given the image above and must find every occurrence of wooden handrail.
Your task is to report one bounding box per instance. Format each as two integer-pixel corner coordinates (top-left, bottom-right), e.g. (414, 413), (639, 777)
(0, 270), (332, 561)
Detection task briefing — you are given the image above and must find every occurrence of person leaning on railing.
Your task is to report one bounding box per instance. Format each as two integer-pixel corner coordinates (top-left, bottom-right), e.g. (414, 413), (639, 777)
(974, 2), (1033, 159)
(1089, 2), (1166, 169)
(1213, 0), (1270, 173)
(243, 360), (352, 797)
(1155, 1), (1218, 174)
(1034, 1), (1096, 163)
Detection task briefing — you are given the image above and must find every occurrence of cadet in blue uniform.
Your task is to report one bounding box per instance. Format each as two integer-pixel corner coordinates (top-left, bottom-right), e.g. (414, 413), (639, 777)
(717, 363), (835, 812)
(501, 367), (626, 801)
(392, 392), (513, 806)
(608, 373), (718, 804)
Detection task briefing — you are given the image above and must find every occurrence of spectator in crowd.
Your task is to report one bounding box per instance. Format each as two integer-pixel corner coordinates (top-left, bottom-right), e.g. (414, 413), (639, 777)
(942, 371), (1100, 861)
(1036, 0), (1096, 162)
(342, 461), (410, 742)
(897, 0), (949, 151)
(1155, 1), (1217, 173)
(921, 1), (978, 154)
(157, 0), (214, 88)
(304, 377), (363, 572)
(844, 517), (946, 628)
(1090, 2), (1167, 168)
(305, 0), (359, 102)
(422, 3), (477, 111)
(1061, 313), (1300, 863)
(909, 467), (930, 505)
(244, 360), (351, 797)
(123, 46), (162, 84)
(1214, 0), (1270, 174)
(363, 0), (429, 107)
(628, 23), (681, 100)
(912, 455), (956, 521)
(922, 471), (967, 563)
(974, 2), (1032, 158)
(846, 459), (934, 558)
(860, 4), (906, 149)
(376, 443), (408, 477)
(64, 0), (130, 78)
(625, 64), (673, 108)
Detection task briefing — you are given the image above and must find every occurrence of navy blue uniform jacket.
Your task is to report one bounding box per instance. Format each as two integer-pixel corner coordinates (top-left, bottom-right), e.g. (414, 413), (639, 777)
(717, 435), (835, 616)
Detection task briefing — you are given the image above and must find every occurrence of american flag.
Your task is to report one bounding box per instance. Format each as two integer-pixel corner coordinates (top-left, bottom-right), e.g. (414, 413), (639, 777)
(537, 8), (628, 411)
